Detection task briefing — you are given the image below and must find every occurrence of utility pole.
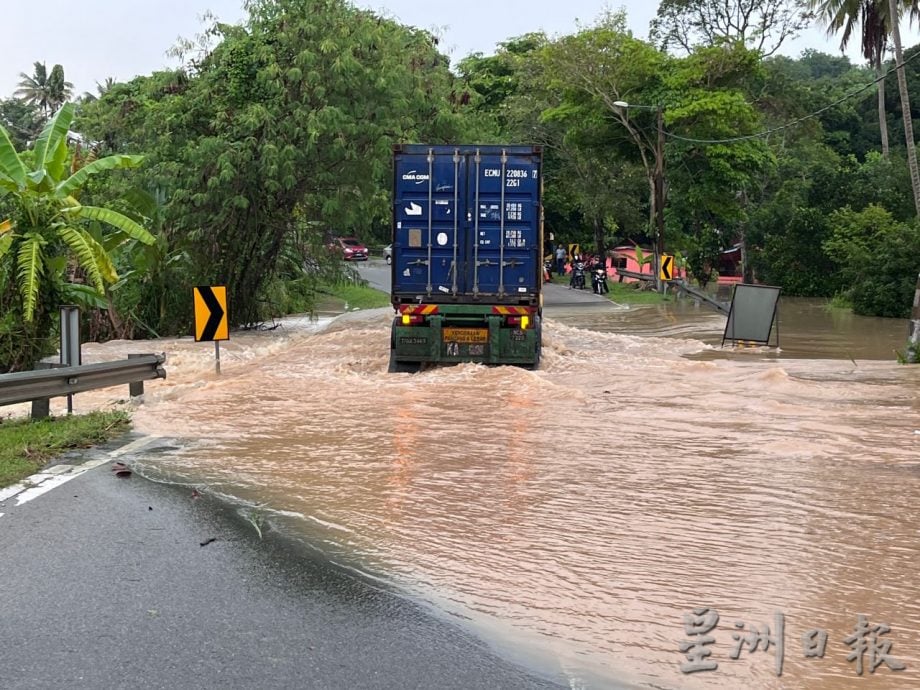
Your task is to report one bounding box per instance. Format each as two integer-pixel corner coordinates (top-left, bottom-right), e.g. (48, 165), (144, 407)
(654, 104), (665, 293)
(613, 99), (667, 292)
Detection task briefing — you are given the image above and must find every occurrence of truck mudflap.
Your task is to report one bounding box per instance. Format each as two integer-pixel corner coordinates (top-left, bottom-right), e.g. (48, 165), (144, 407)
(388, 315), (541, 372)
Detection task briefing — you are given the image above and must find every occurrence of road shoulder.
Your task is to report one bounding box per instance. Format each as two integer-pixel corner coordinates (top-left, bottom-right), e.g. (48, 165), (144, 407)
(0, 449), (562, 689)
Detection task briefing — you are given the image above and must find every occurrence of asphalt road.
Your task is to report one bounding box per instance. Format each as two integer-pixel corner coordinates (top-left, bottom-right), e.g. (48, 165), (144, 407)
(0, 436), (564, 690)
(0, 262), (613, 689)
(355, 259), (615, 310)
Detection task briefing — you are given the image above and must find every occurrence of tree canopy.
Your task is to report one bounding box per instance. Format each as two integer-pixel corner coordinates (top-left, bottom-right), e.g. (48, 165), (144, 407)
(651, 0), (814, 56)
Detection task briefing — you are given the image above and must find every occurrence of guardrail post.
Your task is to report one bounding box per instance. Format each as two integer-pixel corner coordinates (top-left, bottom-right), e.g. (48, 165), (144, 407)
(30, 362), (54, 420)
(60, 305), (82, 415)
(909, 273), (920, 363)
(128, 354), (145, 397)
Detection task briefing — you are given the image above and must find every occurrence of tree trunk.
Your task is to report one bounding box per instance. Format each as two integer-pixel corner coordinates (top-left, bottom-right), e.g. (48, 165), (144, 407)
(876, 62), (890, 158)
(889, 0), (920, 216)
(739, 227), (752, 283)
(738, 189), (752, 283)
(593, 217), (605, 259)
(646, 175), (656, 242)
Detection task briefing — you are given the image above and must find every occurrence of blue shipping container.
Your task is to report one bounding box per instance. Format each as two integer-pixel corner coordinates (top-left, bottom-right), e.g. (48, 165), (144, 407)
(391, 145), (542, 305)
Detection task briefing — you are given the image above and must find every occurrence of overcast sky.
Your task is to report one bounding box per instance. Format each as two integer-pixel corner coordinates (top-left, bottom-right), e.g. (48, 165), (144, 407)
(4, 0), (918, 98)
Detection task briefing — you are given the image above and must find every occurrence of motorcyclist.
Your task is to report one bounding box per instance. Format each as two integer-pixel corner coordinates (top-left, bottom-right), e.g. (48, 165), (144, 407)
(569, 254), (586, 289)
(592, 259), (609, 294)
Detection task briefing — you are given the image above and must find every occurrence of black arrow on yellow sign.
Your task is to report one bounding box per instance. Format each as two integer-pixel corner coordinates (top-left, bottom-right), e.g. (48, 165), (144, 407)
(193, 286), (229, 342)
(659, 254), (674, 281)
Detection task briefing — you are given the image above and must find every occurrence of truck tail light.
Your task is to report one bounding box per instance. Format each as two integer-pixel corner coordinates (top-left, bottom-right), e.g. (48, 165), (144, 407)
(399, 305), (437, 325)
(506, 315), (530, 330)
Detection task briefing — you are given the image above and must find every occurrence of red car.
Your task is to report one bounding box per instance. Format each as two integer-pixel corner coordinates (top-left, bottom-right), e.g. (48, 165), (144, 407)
(330, 237), (368, 261)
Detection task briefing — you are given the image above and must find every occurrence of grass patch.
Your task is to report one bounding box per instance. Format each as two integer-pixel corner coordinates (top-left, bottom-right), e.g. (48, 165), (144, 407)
(0, 410), (130, 489)
(606, 282), (671, 304)
(316, 280), (390, 310)
(827, 294), (853, 310)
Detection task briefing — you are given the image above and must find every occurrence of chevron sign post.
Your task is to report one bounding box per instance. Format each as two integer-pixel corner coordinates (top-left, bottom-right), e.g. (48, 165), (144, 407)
(193, 286), (229, 374)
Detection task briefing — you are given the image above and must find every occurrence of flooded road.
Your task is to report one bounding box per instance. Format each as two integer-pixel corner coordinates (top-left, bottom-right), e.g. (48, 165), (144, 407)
(42, 298), (920, 688)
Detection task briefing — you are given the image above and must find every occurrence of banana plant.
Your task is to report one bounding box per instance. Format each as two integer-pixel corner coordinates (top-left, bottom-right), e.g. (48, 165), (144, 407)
(633, 244), (652, 271)
(0, 102), (154, 321)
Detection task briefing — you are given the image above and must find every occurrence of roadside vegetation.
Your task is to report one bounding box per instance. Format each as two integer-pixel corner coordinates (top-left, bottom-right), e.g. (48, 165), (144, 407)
(606, 283), (673, 305)
(0, 410), (130, 489)
(315, 280), (390, 311)
(2, 0), (919, 373)
(259, 270), (389, 318)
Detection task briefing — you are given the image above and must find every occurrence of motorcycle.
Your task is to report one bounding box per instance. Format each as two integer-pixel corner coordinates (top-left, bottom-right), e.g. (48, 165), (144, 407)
(570, 258), (586, 290)
(592, 265), (609, 294)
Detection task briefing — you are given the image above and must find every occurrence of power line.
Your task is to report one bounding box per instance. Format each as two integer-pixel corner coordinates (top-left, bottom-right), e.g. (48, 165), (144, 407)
(664, 49), (920, 145)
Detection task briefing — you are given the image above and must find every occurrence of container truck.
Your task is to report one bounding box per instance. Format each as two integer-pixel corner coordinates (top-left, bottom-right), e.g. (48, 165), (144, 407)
(388, 145), (543, 372)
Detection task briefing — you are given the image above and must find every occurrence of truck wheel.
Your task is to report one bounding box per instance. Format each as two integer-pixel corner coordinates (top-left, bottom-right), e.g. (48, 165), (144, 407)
(523, 316), (542, 370)
(388, 347), (420, 373)
(389, 317), (420, 373)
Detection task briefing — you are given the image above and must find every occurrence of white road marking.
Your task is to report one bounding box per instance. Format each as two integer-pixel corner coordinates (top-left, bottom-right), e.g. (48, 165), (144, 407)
(108, 436), (157, 458)
(0, 484), (27, 503)
(15, 474), (78, 505)
(0, 436), (160, 509)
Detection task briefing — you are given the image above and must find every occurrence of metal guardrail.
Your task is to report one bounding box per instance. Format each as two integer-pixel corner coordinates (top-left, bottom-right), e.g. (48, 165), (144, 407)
(0, 354), (167, 418)
(613, 267), (657, 283)
(669, 279), (731, 315)
(612, 268), (730, 315)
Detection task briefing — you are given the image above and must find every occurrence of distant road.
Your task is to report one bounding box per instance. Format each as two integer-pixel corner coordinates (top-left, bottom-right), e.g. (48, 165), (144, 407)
(355, 259), (390, 292)
(355, 259), (615, 310)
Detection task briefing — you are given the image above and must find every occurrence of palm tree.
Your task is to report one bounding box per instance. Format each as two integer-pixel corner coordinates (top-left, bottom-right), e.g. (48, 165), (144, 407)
(14, 62), (73, 117)
(811, 0), (891, 156)
(0, 103), (155, 368)
(96, 77), (117, 96)
(887, 0), (920, 216)
(813, 0), (920, 216)
(81, 77), (118, 103)
(14, 62), (51, 115)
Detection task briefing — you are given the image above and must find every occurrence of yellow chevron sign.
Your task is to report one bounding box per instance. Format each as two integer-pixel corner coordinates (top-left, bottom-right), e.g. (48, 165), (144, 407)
(660, 254), (674, 281)
(193, 286), (229, 342)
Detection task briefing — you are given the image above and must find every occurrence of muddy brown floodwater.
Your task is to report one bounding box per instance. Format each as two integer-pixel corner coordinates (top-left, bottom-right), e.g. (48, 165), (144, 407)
(31, 299), (920, 689)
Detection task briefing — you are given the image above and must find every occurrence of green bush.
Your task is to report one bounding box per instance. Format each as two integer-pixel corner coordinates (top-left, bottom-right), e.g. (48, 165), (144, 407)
(824, 205), (920, 318)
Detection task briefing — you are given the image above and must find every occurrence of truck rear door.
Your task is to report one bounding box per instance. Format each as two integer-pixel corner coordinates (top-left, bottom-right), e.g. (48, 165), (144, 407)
(392, 146), (541, 303)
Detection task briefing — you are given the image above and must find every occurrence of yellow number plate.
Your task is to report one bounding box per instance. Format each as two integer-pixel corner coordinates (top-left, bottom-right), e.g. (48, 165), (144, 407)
(443, 328), (488, 343)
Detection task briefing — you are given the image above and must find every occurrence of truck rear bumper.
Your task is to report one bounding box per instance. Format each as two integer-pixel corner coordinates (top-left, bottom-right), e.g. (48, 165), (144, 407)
(390, 314), (541, 366)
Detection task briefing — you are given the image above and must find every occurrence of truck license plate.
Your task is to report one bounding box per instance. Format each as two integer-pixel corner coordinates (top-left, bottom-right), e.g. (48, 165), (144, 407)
(443, 328), (488, 343)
